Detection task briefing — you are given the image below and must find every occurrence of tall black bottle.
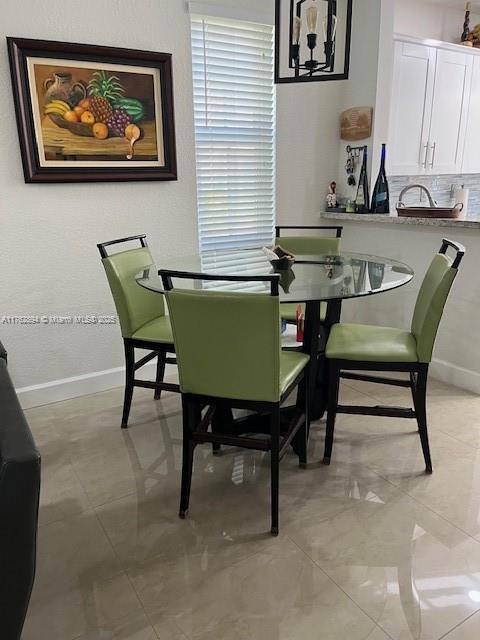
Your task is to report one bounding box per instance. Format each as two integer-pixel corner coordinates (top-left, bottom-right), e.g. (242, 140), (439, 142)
(355, 146), (370, 214)
(371, 144), (390, 214)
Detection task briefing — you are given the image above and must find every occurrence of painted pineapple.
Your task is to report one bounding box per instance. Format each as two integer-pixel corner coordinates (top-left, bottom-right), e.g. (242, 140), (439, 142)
(89, 96), (113, 123)
(87, 71), (125, 123)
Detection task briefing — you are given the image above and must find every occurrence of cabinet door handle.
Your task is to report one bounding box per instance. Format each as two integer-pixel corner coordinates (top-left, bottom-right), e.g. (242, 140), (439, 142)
(422, 143), (429, 168)
(430, 142), (437, 168)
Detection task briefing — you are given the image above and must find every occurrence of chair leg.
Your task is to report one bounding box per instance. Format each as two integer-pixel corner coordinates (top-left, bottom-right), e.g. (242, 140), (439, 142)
(121, 341), (135, 429)
(413, 366), (433, 474)
(297, 374), (309, 469)
(154, 350), (166, 400)
(323, 363), (340, 465)
(270, 404), (280, 536)
(179, 396), (196, 518)
(409, 371), (419, 431)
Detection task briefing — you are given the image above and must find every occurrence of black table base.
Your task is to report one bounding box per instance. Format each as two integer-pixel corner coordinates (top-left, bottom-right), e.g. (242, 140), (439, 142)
(210, 299), (342, 448)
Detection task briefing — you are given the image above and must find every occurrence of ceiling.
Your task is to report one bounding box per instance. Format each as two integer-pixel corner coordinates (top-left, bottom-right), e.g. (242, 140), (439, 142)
(421, 0), (480, 10)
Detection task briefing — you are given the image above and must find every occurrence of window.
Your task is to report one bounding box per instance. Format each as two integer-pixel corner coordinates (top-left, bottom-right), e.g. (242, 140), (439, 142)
(191, 15), (276, 252)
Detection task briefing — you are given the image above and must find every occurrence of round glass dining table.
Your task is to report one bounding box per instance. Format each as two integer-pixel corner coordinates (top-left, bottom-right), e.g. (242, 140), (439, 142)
(136, 248), (414, 421)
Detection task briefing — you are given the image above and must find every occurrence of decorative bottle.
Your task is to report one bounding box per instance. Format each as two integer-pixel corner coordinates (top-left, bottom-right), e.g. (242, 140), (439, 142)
(371, 144), (390, 214)
(355, 146), (370, 214)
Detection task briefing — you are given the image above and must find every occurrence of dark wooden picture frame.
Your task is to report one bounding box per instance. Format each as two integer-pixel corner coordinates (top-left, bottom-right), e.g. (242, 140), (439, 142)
(274, 0), (353, 84)
(7, 37), (177, 183)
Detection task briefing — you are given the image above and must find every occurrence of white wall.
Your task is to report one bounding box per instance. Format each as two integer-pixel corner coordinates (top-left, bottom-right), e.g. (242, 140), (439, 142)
(0, 0), (199, 398)
(395, 0), (480, 42)
(276, 82), (344, 224)
(336, 0), (383, 201)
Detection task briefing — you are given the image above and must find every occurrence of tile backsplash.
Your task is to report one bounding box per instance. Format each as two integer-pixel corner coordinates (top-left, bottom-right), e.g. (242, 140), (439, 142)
(389, 174), (480, 218)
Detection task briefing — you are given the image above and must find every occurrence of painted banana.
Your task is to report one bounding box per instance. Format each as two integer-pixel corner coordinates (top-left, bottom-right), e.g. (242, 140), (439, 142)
(44, 106), (68, 116)
(49, 99), (71, 110)
(44, 100), (70, 114)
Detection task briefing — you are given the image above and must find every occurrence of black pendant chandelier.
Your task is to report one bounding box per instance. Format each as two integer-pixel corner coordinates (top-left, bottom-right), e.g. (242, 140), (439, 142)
(275, 0), (353, 84)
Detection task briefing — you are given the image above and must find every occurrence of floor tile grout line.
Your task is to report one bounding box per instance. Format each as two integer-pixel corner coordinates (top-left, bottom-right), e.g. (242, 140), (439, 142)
(309, 447), (480, 547)
(321, 397), (480, 543)
(92, 505), (167, 640)
(89, 488), (140, 511)
(362, 460), (480, 544)
(435, 424), (480, 452)
(437, 607), (480, 639)
(66, 455), (99, 514)
(286, 533), (396, 640)
(341, 380), (390, 404)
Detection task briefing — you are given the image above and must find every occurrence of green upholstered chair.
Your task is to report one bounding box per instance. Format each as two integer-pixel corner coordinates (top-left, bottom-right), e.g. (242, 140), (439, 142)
(97, 235), (178, 428)
(275, 225), (343, 324)
(160, 269), (310, 536)
(323, 239), (465, 473)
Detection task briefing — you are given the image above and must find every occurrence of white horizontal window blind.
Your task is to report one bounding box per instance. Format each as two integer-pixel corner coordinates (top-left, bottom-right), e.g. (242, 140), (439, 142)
(191, 15), (276, 252)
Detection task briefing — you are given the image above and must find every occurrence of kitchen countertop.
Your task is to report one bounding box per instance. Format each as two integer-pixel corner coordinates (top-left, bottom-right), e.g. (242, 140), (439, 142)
(320, 211), (480, 229)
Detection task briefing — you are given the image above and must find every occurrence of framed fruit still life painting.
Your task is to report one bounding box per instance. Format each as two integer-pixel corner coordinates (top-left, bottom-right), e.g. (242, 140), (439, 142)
(7, 37), (177, 182)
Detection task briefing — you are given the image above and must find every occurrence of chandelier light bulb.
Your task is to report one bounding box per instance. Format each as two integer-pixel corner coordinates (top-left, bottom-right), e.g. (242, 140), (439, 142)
(292, 16), (301, 44)
(306, 6), (318, 34)
(323, 15), (338, 40)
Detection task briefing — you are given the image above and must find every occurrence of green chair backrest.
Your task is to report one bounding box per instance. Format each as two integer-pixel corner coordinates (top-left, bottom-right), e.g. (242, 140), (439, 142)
(411, 253), (458, 363)
(102, 247), (165, 338)
(275, 235), (340, 256)
(165, 288), (281, 402)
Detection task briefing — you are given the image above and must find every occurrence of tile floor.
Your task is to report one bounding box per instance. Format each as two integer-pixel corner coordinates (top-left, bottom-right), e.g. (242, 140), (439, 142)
(22, 375), (480, 640)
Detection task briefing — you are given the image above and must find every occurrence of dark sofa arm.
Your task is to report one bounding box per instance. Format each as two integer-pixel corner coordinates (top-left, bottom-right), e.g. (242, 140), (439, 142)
(0, 356), (41, 640)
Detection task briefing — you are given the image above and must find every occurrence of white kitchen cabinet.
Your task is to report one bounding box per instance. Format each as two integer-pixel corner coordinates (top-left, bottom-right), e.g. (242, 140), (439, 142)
(428, 49), (472, 174)
(389, 41), (436, 175)
(462, 56), (480, 173)
(389, 37), (473, 176)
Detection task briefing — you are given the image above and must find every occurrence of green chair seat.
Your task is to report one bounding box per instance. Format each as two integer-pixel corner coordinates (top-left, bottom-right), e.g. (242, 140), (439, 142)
(281, 302), (327, 323)
(326, 323), (418, 363)
(132, 315), (173, 343)
(280, 352), (310, 395)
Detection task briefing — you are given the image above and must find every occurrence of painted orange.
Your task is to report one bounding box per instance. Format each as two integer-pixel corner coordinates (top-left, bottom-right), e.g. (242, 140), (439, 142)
(63, 110), (79, 123)
(93, 123), (109, 139)
(80, 111), (95, 125)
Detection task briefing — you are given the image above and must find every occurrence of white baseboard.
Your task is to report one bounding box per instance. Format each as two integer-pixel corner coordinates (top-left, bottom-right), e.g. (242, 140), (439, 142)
(16, 362), (177, 410)
(430, 358), (480, 395)
(15, 357), (479, 410)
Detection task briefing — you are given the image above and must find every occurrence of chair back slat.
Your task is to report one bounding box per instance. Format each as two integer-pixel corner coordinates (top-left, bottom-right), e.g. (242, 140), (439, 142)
(161, 272), (281, 402)
(411, 239), (465, 363)
(97, 237), (165, 338)
(275, 226), (343, 256)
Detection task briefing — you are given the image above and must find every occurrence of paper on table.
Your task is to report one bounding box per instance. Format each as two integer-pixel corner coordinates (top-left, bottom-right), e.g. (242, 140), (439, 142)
(262, 245), (295, 260)
(262, 246), (280, 261)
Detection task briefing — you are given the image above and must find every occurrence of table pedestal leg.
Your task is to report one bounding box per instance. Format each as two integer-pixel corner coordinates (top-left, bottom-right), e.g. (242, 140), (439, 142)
(297, 299), (342, 422)
(207, 299), (342, 456)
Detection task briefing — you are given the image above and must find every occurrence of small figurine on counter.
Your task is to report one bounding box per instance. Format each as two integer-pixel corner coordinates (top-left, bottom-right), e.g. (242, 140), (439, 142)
(327, 181), (338, 209)
(465, 24), (480, 47)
